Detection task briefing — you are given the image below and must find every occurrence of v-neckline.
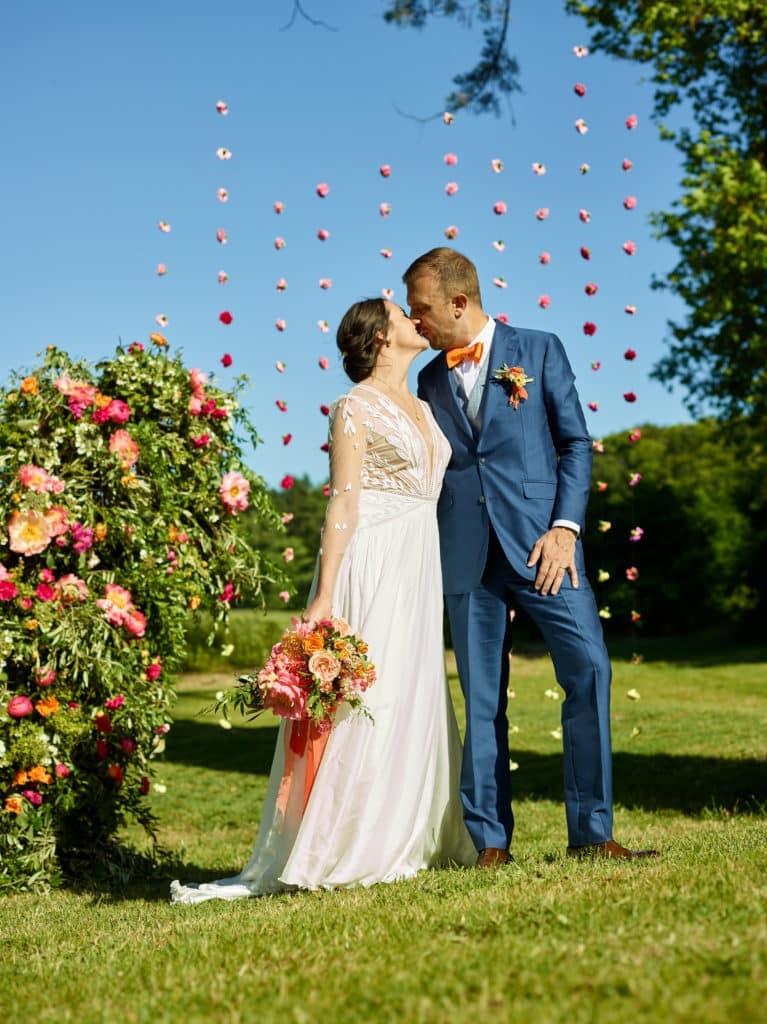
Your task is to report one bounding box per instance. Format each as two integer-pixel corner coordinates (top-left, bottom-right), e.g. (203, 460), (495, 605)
(354, 383), (437, 486)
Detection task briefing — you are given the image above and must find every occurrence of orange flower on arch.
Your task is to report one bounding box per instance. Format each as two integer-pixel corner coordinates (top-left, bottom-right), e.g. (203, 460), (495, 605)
(4, 797), (23, 815)
(35, 695), (60, 718)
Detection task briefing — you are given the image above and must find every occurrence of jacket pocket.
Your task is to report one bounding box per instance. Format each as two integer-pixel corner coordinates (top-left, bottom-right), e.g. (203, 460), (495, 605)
(522, 480), (557, 499)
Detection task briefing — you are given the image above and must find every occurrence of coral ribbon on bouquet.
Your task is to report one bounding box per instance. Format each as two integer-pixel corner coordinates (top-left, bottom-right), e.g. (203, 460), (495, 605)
(276, 719), (330, 821)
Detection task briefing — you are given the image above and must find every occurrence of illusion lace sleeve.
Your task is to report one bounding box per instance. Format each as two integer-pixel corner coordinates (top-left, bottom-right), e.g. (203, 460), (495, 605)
(310, 397), (367, 612)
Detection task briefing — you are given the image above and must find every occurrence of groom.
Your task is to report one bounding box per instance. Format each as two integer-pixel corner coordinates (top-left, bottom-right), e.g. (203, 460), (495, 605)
(406, 248), (657, 864)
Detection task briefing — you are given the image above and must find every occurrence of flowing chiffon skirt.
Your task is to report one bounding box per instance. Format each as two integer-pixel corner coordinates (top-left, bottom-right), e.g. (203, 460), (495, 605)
(170, 491), (475, 903)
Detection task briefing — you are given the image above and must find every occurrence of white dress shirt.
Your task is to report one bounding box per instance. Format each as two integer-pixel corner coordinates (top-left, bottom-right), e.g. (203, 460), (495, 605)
(450, 317), (581, 538)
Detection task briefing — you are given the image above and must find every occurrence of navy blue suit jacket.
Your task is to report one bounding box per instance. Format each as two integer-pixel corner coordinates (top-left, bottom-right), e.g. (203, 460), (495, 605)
(417, 321), (593, 595)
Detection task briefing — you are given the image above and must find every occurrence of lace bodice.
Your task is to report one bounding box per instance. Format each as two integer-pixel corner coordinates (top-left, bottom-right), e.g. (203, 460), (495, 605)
(332, 384), (450, 501)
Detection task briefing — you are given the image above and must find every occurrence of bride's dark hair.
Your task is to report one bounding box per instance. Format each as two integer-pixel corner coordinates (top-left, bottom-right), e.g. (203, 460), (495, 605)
(336, 298), (389, 383)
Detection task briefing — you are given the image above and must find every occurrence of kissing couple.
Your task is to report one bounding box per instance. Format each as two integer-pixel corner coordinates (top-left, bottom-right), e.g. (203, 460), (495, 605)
(171, 247), (657, 904)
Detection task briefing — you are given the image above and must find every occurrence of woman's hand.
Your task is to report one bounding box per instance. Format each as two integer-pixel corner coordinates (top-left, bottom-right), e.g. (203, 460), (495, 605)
(302, 597), (332, 625)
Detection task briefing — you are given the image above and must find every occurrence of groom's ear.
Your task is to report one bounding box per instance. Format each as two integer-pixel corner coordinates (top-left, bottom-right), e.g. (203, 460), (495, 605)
(452, 293), (469, 318)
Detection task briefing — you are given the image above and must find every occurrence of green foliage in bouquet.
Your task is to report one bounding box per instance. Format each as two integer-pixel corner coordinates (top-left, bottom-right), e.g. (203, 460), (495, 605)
(0, 336), (284, 890)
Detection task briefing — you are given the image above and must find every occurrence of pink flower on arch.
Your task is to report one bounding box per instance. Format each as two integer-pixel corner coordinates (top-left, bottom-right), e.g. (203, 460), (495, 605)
(56, 574), (88, 602)
(109, 430), (139, 468)
(8, 510), (51, 556)
(220, 470), (250, 514)
(96, 584), (134, 627)
(8, 695), (33, 718)
(44, 506), (69, 538)
(17, 465), (65, 494)
(123, 608), (147, 638)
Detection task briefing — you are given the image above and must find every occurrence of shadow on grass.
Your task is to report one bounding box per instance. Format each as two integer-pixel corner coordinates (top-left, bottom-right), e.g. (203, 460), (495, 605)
(166, 718), (766, 816)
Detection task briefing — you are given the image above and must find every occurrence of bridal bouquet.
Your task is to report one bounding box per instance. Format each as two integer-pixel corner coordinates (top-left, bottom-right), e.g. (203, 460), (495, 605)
(215, 617), (376, 729)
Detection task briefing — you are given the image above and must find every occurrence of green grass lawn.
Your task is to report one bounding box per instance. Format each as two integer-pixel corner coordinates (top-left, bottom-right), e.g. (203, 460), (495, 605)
(1, 637), (765, 1024)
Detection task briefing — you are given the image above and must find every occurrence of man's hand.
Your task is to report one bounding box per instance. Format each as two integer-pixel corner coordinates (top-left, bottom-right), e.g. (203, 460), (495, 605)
(527, 526), (579, 596)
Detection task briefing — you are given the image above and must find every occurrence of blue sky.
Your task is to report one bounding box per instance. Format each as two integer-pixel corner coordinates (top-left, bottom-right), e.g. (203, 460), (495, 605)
(2, 1), (691, 487)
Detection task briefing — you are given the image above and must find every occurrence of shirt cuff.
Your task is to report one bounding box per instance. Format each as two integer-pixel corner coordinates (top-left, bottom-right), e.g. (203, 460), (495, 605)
(552, 519), (580, 537)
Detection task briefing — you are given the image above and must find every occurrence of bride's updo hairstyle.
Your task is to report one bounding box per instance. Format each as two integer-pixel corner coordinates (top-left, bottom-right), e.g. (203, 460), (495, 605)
(336, 298), (389, 383)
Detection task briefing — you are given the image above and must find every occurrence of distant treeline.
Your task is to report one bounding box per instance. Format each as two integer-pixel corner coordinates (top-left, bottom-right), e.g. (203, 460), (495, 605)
(242, 418), (765, 638)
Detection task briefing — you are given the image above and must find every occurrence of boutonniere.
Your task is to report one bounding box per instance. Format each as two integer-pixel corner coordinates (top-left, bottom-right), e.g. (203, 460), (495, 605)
(491, 363), (534, 409)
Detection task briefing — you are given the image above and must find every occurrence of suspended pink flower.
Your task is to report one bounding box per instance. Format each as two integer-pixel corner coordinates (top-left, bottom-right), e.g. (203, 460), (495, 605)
(496, 314), (509, 324)
(574, 83), (586, 96)
(8, 510), (52, 556)
(217, 229), (228, 244)
(276, 278), (287, 291)
(276, 398), (287, 410)
(320, 442), (329, 452)
(320, 404), (330, 416)
(623, 241), (637, 255)
(443, 111), (454, 124)
(157, 263), (167, 275)
(587, 402), (598, 412)
(218, 271), (228, 285)
(623, 391), (637, 402)
(583, 322), (597, 336)
(580, 163), (590, 174)
(624, 196), (637, 210)
(580, 246), (591, 260)
(622, 158), (634, 171)
(625, 114), (638, 130)
(591, 362), (601, 371)
(317, 228), (330, 241)
(218, 312), (233, 326)
(319, 278), (332, 289)
(216, 147), (232, 160)
(444, 152), (458, 166)
(531, 162), (546, 176)
(282, 547), (295, 564)
(538, 294), (550, 308)
(593, 440), (605, 453)
(491, 159), (503, 173)
(220, 470), (250, 514)
(281, 476), (294, 491)
(279, 590), (290, 603)
(379, 203), (391, 217)
(494, 277), (508, 289)
(281, 512), (294, 524)
(275, 319), (286, 331)
(626, 567), (639, 581)
(445, 225), (459, 239)
(109, 430), (139, 468)
(316, 182), (330, 198)
(282, 434), (292, 446)
(625, 304), (637, 314)
(579, 209), (591, 223)
(380, 248), (393, 259)
(381, 288), (394, 299)
(628, 472), (642, 487)
(221, 353), (233, 367)
(216, 100), (229, 115)
(275, 364), (286, 374)
(573, 45), (589, 57)
(624, 348), (637, 360)
(596, 481), (608, 492)
(323, 484), (331, 497)
(539, 251), (551, 264)
(574, 119), (588, 134)
(380, 164), (391, 177)
(155, 314), (168, 328)
(158, 221), (171, 233)
(493, 240), (506, 252)
(535, 207), (548, 220)
(318, 320), (329, 333)
(629, 526), (644, 542)
(319, 356), (329, 370)
(273, 200), (284, 214)
(492, 201), (508, 216)
(445, 182), (459, 196)
(584, 282), (598, 296)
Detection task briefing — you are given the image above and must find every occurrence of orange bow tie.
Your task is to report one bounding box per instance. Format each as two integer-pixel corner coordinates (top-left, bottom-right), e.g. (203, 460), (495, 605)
(446, 341), (484, 370)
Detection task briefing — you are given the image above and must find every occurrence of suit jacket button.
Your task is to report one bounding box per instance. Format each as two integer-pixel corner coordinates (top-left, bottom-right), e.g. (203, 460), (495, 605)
(479, 457), (486, 465)
(478, 495), (486, 504)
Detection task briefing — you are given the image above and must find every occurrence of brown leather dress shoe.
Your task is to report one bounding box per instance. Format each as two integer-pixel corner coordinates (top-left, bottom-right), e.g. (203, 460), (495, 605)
(567, 839), (659, 860)
(476, 847), (512, 867)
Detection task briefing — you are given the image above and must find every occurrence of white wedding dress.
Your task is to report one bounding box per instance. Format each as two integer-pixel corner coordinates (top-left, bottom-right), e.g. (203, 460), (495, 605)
(171, 385), (475, 902)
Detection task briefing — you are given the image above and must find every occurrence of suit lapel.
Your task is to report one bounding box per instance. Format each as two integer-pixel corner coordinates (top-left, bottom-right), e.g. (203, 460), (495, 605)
(431, 354), (475, 443)
(480, 323), (522, 437)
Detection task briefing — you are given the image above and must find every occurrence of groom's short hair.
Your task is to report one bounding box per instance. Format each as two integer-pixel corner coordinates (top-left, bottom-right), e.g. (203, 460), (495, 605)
(403, 248), (482, 305)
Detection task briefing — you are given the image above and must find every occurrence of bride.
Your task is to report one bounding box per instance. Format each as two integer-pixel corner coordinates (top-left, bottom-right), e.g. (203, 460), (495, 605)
(170, 298), (475, 901)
